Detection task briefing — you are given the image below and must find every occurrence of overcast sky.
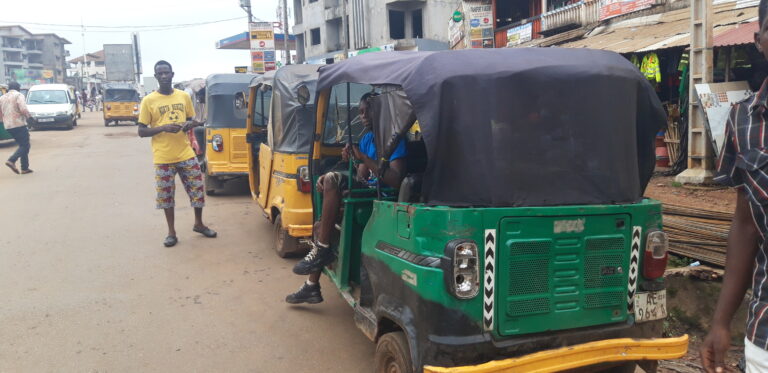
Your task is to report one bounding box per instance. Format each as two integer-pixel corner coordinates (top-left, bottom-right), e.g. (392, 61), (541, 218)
(2, 0), (282, 81)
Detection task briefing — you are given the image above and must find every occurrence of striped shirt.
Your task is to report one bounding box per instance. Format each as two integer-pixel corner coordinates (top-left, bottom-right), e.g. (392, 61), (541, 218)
(715, 78), (768, 350)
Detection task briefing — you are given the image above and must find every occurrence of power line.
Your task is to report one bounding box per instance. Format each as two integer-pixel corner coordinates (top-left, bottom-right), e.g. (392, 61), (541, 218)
(0, 16), (251, 31)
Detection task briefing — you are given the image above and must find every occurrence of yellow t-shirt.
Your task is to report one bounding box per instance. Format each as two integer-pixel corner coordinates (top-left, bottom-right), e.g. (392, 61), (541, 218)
(138, 89), (196, 164)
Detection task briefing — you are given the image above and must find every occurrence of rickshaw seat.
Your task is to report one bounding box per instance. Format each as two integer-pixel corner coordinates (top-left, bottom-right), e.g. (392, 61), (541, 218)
(397, 140), (427, 203)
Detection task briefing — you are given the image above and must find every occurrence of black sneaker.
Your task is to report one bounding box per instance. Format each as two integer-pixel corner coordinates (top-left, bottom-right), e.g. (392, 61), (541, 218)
(285, 282), (323, 304)
(292, 243), (336, 275)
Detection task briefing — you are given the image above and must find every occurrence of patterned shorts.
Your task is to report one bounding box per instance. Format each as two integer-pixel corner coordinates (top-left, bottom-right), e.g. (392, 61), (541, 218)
(154, 158), (205, 209)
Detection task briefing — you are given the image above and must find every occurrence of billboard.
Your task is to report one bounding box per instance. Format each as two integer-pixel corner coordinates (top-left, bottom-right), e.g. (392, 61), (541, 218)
(465, 0), (494, 49)
(104, 44), (136, 81)
(250, 22), (276, 73)
(11, 69), (54, 87)
(600, 0), (655, 20)
(506, 22), (533, 46)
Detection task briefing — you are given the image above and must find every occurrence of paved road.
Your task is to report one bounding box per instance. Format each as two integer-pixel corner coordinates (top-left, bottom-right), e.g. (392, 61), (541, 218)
(0, 112), (374, 372)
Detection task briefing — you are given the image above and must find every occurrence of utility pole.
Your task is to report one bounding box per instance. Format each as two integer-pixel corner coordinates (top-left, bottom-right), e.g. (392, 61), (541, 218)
(283, 0), (291, 65)
(80, 18), (87, 92)
(240, 0), (253, 23)
(342, 0), (349, 59)
(676, 0), (714, 184)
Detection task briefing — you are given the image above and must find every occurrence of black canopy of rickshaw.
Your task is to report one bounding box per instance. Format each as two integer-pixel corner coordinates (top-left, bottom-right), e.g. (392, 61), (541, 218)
(317, 48), (665, 207)
(205, 73), (256, 128)
(270, 64), (320, 154)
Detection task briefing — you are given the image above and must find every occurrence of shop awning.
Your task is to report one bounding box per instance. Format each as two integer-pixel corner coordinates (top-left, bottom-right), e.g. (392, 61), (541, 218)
(714, 20), (758, 47)
(550, 2), (757, 53)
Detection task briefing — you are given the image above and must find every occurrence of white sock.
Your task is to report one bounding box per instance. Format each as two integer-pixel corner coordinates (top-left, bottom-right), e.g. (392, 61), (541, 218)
(306, 280), (317, 286)
(316, 241), (329, 248)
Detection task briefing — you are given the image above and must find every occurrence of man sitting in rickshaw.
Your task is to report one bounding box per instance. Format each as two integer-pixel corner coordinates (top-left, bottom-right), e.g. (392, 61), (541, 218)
(286, 92), (407, 304)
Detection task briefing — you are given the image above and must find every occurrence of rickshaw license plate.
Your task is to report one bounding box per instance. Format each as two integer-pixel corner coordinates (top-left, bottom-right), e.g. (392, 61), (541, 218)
(634, 290), (667, 322)
(38, 118), (54, 122)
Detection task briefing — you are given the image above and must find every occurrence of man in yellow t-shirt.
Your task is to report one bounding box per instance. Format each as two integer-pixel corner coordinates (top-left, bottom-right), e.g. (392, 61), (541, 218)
(138, 60), (217, 247)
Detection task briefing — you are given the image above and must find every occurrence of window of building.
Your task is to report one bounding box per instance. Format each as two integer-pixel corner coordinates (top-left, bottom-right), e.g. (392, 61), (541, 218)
(311, 28), (321, 45)
(309, 0), (317, 3)
(389, 10), (405, 40)
(412, 9), (423, 38)
(496, 0), (531, 28)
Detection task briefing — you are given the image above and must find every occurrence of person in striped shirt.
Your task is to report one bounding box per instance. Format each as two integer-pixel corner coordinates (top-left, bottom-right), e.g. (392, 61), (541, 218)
(701, 1), (768, 371)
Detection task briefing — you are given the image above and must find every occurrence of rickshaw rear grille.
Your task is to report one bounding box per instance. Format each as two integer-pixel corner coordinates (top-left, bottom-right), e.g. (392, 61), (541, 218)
(508, 258), (549, 296)
(584, 291), (624, 309)
(507, 297), (550, 316)
(497, 215), (631, 336)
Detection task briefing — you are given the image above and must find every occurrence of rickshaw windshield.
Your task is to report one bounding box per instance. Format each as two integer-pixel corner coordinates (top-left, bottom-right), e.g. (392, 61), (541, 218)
(322, 83), (372, 146)
(104, 89), (139, 102)
(252, 88), (272, 127)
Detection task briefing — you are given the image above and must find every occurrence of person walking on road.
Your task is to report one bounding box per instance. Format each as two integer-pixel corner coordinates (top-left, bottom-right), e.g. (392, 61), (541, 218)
(0, 81), (33, 175)
(138, 60), (217, 247)
(701, 1), (768, 371)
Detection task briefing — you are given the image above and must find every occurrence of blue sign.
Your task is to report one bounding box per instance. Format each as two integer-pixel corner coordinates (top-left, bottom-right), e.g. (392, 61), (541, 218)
(470, 19), (480, 28)
(264, 51), (276, 61)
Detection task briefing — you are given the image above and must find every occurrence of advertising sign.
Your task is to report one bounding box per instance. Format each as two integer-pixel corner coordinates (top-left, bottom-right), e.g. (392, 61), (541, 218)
(600, 0), (655, 20)
(11, 69), (52, 86)
(104, 44), (136, 81)
(234, 66), (248, 73)
(694, 82), (751, 159)
(465, 1), (494, 49)
(506, 22), (532, 47)
(448, 14), (465, 49)
(249, 22), (276, 73)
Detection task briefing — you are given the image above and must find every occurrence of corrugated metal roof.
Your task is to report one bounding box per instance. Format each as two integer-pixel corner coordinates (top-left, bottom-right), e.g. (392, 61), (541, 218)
(713, 20), (758, 47)
(552, 2), (757, 53)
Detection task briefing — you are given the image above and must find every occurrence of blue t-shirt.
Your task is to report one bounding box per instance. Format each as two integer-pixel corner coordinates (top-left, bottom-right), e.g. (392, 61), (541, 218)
(358, 132), (407, 162)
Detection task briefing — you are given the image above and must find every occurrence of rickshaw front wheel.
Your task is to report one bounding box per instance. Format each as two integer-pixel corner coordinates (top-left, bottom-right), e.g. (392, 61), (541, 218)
(273, 215), (300, 258)
(374, 332), (413, 373)
(204, 172), (219, 196)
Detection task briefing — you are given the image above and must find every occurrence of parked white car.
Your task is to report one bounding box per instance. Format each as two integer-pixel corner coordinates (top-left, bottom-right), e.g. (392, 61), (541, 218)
(26, 84), (79, 130)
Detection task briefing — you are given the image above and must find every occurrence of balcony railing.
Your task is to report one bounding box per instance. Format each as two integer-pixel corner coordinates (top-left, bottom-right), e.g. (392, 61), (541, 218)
(541, 0), (601, 34)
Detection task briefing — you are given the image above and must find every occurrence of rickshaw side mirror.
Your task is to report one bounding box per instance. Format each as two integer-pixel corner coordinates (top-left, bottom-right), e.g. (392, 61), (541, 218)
(297, 84), (310, 106)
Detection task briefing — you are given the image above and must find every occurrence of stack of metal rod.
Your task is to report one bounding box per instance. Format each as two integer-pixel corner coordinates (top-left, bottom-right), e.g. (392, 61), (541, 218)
(663, 204), (732, 267)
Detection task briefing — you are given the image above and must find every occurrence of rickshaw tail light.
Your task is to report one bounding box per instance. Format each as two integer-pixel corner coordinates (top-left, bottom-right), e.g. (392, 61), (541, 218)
(643, 231), (668, 280)
(212, 135), (224, 152)
(297, 166), (311, 193)
(442, 240), (480, 299)
(133, 105), (139, 111)
(106, 104), (111, 110)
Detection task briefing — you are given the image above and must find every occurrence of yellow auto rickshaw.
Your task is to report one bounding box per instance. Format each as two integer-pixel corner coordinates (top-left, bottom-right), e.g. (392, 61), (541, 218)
(102, 83), (139, 126)
(202, 73), (256, 195)
(246, 65), (319, 257)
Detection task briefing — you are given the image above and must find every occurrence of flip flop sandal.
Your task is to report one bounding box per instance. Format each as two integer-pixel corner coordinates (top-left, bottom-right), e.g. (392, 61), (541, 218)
(164, 235), (178, 247)
(193, 226), (217, 238)
(5, 161), (19, 174)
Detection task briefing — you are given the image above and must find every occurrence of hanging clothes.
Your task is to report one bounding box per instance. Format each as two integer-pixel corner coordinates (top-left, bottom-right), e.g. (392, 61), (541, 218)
(678, 52), (689, 72)
(679, 64), (689, 115)
(630, 54), (641, 69)
(641, 53), (661, 83)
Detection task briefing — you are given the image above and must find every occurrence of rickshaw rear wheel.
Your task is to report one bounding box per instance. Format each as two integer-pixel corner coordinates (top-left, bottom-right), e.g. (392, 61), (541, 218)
(374, 332), (412, 373)
(273, 215), (300, 258)
(104, 120), (110, 127)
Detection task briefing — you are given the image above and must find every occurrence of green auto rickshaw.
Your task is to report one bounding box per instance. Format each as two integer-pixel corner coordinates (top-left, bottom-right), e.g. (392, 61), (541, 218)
(307, 49), (688, 372)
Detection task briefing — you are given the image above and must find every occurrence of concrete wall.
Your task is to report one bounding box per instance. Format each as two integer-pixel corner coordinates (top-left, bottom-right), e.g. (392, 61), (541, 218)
(294, 0), (461, 62)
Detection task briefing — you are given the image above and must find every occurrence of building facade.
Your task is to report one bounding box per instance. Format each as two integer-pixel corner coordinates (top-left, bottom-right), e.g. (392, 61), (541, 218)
(293, 0), (462, 63)
(0, 26), (70, 88)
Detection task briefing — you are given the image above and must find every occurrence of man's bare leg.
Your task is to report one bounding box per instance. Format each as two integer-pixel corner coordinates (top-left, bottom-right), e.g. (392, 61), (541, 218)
(194, 207), (205, 230)
(164, 207), (176, 237)
(316, 177), (341, 245)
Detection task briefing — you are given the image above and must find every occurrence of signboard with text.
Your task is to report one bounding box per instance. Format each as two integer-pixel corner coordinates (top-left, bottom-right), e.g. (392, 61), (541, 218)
(506, 22), (532, 46)
(249, 22), (276, 73)
(465, 1), (494, 49)
(600, 0), (655, 20)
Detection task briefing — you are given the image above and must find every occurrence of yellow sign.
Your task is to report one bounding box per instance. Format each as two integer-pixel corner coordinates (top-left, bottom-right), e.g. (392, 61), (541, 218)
(234, 66), (248, 73)
(42, 70), (54, 79)
(251, 31), (274, 40)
